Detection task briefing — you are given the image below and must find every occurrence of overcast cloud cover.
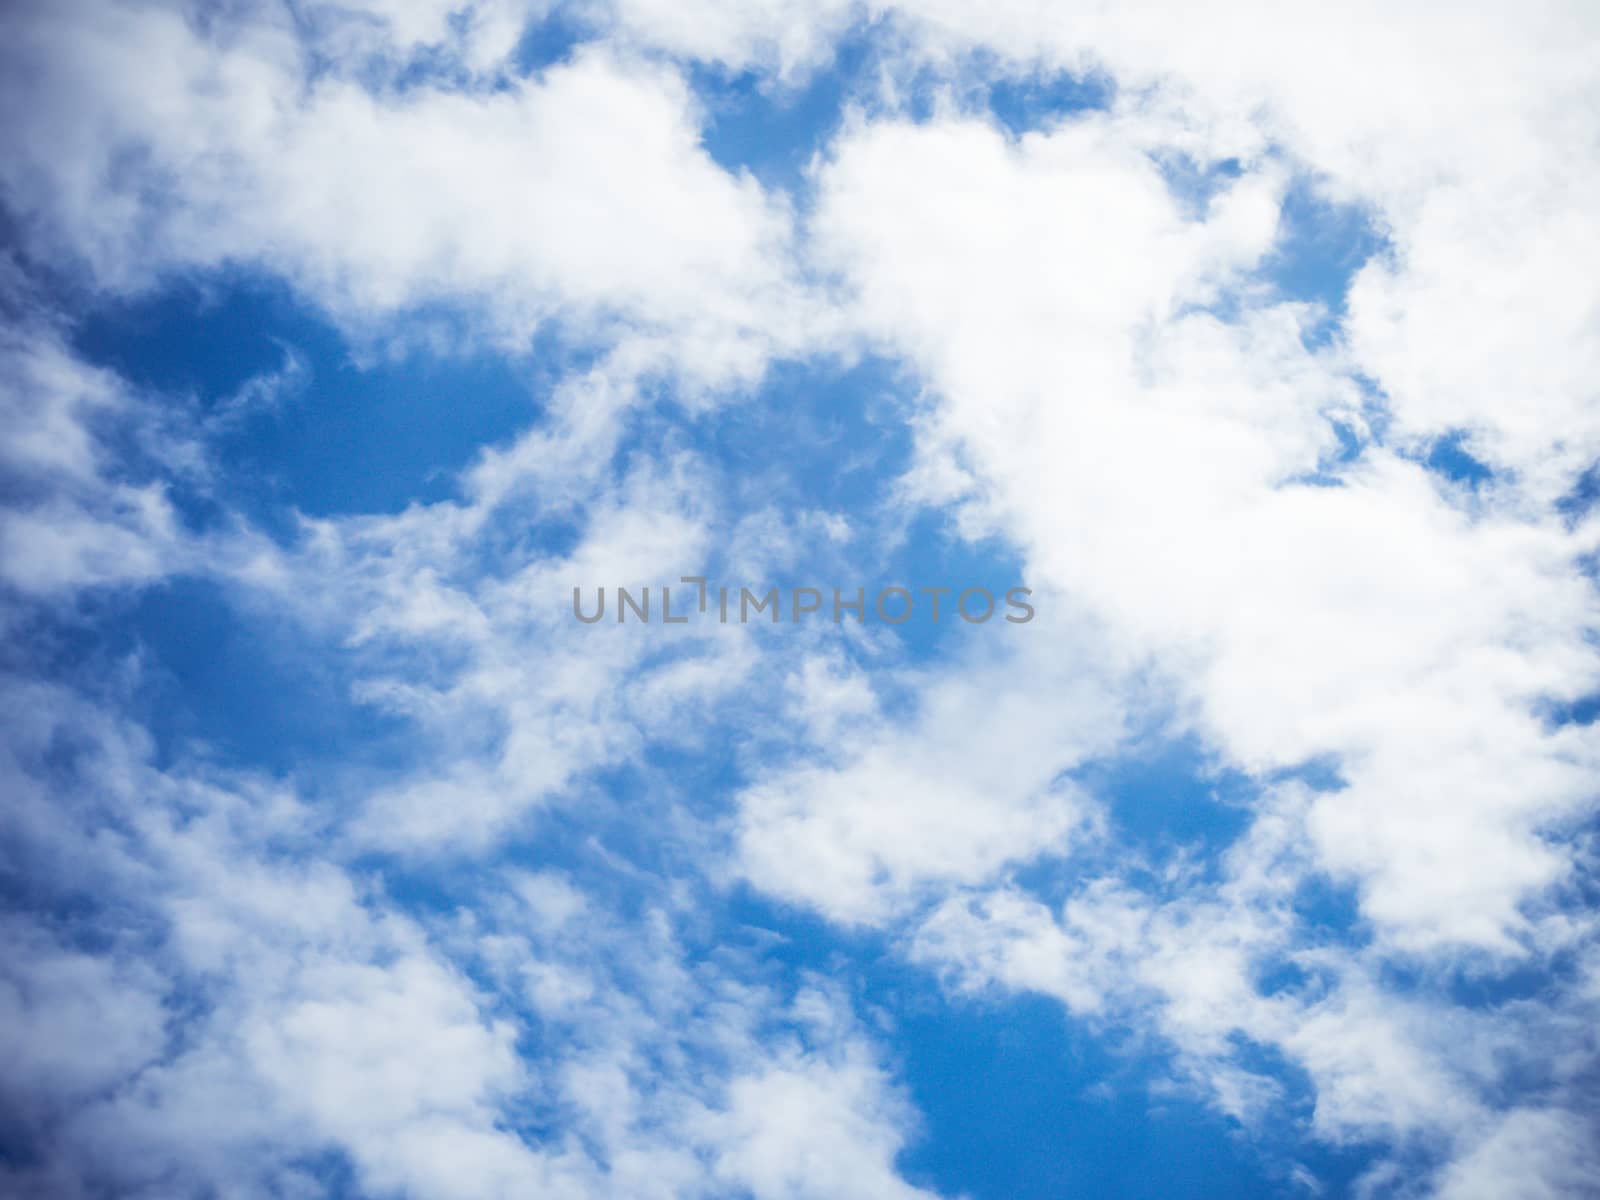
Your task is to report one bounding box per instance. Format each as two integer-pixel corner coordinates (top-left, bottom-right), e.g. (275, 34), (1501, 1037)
(1, 2), (1598, 1197)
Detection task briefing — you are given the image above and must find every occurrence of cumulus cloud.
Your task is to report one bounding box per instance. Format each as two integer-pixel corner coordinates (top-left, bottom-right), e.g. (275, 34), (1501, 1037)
(735, 614), (1128, 924)
(0, 0), (821, 382)
(807, 60), (1600, 954)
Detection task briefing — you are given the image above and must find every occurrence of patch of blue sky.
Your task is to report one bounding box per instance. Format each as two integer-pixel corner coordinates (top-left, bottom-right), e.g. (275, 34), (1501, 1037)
(870, 508), (1033, 660)
(1265, 419), (1367, 489)
(1169, 166), (1382, 365)
(1419, 428), (1495, 489)
(696, 27), (1112, 199)
(1068, 732), (1256, 879)
(895, 986), (1370, 1200)
(1011, 740), (1349, 913)
(1211, 175), (1509, 504)
(1556, 462), (1600, 525)
(1220, 1034), (1392, 1189)
(887, 46), (1113, 134)
(984, 66), (1113, 138)
(1259, 175), (1387, 332)
(1252, 956), (1327, 1003)
(1162, 167), (1385, 501)
(73, 275), (563, 524)
(693, 31), (881, 196)
(71, 272), (305, 400)
(97, 575), (418, 778)
(1154, 154), (1247, 222)
(1289, 871), (1369, 943)
(1540, 687), (1600, 730)
(511, 4), (596, 76)
(640, 354), (916, 519)
(1441, 951), (1588, 1011)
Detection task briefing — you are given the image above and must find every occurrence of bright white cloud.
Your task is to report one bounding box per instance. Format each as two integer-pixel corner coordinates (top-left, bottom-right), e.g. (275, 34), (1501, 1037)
(809, 97), (1600, 955)
(736, 616), (1128, 924)
(0, 1), (820, 383)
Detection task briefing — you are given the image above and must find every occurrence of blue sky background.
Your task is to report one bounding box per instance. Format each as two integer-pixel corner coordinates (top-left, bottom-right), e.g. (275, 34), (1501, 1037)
(2, 4), (1598, 1199)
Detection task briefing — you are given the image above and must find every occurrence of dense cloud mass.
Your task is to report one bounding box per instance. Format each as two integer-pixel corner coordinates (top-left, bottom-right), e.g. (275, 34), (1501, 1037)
(1, 2), (1598, 1197)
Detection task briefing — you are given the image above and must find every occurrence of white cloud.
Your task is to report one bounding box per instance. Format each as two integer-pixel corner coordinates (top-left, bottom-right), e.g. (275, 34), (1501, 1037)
(809, 95), (1600, 956)
(0, 1), (821, 384)
(0, 675), (945, 1199)
(0, 919), (169, 1111)
(909, 784), (1599, 1186)
(0, 322), (184, 595)
(697, 1047), (935, 1200)
(1434, 1108), (1600, 1200)
(736, 620), (1128, 924)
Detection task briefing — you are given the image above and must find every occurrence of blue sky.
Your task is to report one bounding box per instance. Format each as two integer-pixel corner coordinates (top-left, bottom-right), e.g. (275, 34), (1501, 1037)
(2, 3), (1599, 1199)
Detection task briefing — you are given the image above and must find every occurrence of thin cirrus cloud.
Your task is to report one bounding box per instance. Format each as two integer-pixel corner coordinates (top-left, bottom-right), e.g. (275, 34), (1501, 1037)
(0, 2), (1597, 1199)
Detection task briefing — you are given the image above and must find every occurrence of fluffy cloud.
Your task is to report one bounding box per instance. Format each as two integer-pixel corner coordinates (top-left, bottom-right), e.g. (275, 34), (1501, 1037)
(0, 0), (819, 382)
(0, 318), (185, 595)
(735, 615), (1128, 924)
(808, 92), (1600, 955)
(911, 783), (1600, 1187)
(0, 673), (943, 1199)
